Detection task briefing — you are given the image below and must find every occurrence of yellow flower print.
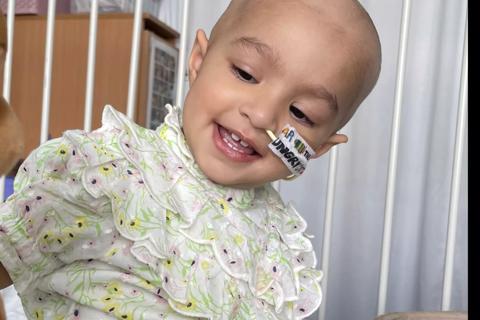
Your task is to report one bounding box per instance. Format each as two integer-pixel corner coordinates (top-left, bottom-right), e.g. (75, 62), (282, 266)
(33, 309), (44, 320)
(217, 199), (230, 215)
(201, 260), (211, 271)
(105, 247), (118, 258)
(233, 234), (245, 246)
(102, 301), (120, 314)
(40, 231), (69, 247)
(165, 210), (174, 224)
(175, 300), (197, 312)
(93, 145), (114, 159)
(158, 125), (169, 140)
(140, 278), (155, 290)
(127, 218), (141, 230)
(163, 258), (173, 270)
(99, 165), (113, 177)
(118, 312), (134, 320)
(40, 231), (54, 244)
(286, 301), (294, 310)
(75, 217), (87, 230)
(62, 227), (76, 240)
(205, 229), (217, 241)
(117, 211), (126, 227)
(106, 281), (123, 296)
(255, 268), (272, 292)
(53, 235), (67, 246)
(55, 144), (69, 158)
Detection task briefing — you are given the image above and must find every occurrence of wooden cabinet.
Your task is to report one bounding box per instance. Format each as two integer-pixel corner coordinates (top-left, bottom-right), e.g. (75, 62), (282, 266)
(1, 13), (179, 159)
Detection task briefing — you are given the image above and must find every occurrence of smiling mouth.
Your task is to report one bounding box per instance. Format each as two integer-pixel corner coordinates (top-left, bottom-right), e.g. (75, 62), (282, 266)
(213, 123), (261, 162)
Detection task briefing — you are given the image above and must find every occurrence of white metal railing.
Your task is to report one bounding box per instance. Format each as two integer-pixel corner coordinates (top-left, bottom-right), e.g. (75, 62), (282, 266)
(126, 0), (143, 119)
(83, 0), (99, 132)
(2, 0), (13, 102)
(318, 146), (340, 320)
(377, 0), (412, 315)
(39, 0), (57, 144)
(175, 0), (190, 108)
(442, 16), (468, 311)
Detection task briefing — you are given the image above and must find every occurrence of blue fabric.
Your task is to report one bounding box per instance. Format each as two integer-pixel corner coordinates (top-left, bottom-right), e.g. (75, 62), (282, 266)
(3, 176), (14, 200)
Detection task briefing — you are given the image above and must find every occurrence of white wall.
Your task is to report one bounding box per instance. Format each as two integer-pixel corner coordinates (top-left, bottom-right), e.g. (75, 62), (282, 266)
(182, 1), (468, 320)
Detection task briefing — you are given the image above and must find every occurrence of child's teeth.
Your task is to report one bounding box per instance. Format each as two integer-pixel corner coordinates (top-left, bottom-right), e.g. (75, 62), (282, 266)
(231, 133), (241, 141)
(226, 129), (251, 148)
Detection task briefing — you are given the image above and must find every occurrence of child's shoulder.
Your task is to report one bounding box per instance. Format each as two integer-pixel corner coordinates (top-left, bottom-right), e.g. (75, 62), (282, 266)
(12, 105), (177, 194)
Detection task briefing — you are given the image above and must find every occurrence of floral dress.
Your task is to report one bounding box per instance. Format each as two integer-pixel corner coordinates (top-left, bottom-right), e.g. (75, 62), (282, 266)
(0, 105), (323, 320)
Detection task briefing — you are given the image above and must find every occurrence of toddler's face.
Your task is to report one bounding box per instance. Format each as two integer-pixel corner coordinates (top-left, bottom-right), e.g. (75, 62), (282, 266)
(182, 1), (379, 188)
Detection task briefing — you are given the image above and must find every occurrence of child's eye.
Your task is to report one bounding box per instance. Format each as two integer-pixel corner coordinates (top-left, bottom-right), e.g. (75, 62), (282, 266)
(290, 105), (314, 126)
(231, 65), (258, 83)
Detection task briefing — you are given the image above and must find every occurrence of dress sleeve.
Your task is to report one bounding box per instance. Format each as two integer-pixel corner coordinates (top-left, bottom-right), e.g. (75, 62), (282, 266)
(0, 136), (107, 294)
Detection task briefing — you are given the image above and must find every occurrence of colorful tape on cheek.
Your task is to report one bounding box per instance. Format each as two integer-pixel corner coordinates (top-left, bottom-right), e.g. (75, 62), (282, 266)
(266, 125), (315, 176)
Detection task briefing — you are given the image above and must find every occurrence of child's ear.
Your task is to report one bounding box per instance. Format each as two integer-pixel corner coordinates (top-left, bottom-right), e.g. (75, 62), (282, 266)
(311, 133), (348, 159)
(188, 29), (209, 86)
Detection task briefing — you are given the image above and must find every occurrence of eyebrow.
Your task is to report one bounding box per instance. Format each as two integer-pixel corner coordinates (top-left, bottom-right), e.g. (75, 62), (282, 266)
(232, 36), (281, 68)
(315, 87), (339, 112)
(231, 36), (339, 112)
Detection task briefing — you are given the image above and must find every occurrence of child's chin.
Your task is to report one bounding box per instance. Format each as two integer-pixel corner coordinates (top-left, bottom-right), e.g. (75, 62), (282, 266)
(194, 154), (267, 189)
(206, 174), (246, 188)
(203, 169), (260, 189)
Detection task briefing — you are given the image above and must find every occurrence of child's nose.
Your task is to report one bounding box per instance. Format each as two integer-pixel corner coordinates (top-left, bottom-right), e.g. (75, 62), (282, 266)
(238, 103), (278, 131)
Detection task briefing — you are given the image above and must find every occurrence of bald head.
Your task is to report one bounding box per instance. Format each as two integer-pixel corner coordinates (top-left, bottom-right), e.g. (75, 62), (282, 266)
(209, 0), (381, 129)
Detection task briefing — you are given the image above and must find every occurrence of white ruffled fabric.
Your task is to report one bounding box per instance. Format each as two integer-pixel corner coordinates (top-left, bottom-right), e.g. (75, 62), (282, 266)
(1, 104), (323, 320)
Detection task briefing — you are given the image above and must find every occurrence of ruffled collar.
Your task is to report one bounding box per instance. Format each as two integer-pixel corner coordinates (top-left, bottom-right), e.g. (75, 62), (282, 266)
(69, 104), (322, 319)
(156, 104), (256, 210)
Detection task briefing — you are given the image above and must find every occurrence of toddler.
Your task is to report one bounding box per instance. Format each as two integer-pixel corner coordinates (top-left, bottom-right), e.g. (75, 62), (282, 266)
(0, 0), (381, 319)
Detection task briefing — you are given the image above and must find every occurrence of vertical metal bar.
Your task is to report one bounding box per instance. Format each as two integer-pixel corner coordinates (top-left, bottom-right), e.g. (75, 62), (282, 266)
(377, 0), (412, 315)
(441, 16), (468, 312)
(317, 146), (339, 320)
(126, 0), (143, 119)
(40, 0), (56, 144)
(2, 0), (14, 102)
(175, 0), (190, 107)
(83, 0), (99, 132)
(0, 0), (15, 202)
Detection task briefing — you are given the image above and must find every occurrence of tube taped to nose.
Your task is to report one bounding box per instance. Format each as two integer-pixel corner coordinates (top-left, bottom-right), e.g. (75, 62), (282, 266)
(267, 124), (315, 176)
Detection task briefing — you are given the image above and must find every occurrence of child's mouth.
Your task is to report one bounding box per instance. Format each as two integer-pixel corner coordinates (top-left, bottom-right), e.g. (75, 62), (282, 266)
(213, 123), (261, 162)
